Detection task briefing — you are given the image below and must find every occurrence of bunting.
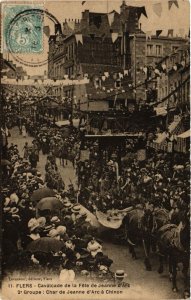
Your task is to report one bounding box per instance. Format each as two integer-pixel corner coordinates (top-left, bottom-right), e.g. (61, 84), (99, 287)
(153, 2), (162, 17)
(111, 32), (118, 43)
(75, 34), (83, 44)
(108, 12), (115, 27)
(168, 29), (174, 37)
(168, 0), (179, 10)
(156, 30), (162, 37)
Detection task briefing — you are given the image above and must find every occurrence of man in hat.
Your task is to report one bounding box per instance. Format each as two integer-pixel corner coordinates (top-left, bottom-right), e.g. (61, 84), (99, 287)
(87, 237), (102, 258)
(22, 218), (40, 249)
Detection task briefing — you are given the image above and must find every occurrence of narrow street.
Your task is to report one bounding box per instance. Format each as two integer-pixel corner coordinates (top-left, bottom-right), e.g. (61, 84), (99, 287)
(8, 127), (184, 299)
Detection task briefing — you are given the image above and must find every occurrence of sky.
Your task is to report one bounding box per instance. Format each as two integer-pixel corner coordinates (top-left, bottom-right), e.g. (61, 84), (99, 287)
(3, 0), (190, 75)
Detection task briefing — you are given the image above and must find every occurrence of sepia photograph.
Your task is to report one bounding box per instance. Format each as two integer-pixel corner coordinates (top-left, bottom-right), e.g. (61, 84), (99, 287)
(0, 0), (190, 299)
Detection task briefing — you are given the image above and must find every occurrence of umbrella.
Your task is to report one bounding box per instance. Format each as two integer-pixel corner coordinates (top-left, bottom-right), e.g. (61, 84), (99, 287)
(27, 237), (65, 253)
(31, 188), (56, 202)
(1, 159), (11, 166)
(36, 197), (64, 211)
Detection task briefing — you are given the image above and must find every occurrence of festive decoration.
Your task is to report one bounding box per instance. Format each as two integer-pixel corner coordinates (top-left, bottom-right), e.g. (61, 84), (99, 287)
(156, 30), (162, 37)
(168, 0), (179, 10)
(108, 11), (115, 27)
(168, 29), (173, 37)
(75, 34), (83, 44)
(153, 2), (162, 17)
(111, 32), (118, 43)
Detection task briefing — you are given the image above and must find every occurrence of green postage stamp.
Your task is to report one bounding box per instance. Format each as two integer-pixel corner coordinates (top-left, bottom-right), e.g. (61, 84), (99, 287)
(3, 4), (44, 53)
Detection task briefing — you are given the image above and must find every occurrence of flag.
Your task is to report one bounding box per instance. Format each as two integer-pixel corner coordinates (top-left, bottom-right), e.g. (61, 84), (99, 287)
(111, 32), (118, 43)
(156, 30), (162, 37)
(168, 29), (174, 37)
(168, 1), (179, 10)
(136, 6), (148, 18)
(108, 12), (115, 26)
(153, 2), (162, 17)
(75, 34), (83, 44)
(81, 1), (86, 5)
(43, 26), (50, 37)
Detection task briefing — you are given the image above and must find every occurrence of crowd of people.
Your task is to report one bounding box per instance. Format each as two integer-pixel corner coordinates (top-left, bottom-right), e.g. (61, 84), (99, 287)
(1, 94), (190, 290)
(2, 142), (119, 282)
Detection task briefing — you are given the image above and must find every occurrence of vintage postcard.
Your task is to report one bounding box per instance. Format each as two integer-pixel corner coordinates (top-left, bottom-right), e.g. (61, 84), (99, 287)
(0, 0), (190, 299)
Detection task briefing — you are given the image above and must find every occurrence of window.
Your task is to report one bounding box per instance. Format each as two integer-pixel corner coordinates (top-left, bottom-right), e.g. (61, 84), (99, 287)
(147, 44), (154, 56)
(156, 45), (162, 56)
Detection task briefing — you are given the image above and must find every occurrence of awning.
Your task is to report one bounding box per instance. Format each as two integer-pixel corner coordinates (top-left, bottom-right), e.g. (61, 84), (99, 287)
(177, 129), (190, 139)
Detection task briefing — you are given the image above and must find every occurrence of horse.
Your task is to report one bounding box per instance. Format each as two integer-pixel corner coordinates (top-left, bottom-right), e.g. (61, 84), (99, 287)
(156, 212), (190, 298)
(122, 205), (170, 271)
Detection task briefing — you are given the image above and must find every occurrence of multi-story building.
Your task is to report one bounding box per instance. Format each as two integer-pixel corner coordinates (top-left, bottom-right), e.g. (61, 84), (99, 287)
(129, 34), (188, 102)
(48, 1), (188, 114)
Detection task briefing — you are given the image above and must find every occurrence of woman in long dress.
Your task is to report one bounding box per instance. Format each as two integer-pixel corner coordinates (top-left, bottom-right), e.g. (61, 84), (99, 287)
(22, 125), (27, 138)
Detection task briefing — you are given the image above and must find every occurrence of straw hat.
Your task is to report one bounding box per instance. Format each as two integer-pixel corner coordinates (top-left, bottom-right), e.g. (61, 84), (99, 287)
(56, 225), (67, 235)
(48, 229), (60, 238)
(28, 218), (39, 232)
(63, 202), (72, 208)
(37, 217), (46, 228)
(81, 270), (90, 276)
(50, 216), (61, 224)
(71, 205), (81, 213)
(10, 207), (19, 214)
(114, 270), (127, 279)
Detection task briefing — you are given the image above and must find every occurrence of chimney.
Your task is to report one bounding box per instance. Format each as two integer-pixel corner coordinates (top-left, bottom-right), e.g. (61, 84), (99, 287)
(120, 1), (127, 13)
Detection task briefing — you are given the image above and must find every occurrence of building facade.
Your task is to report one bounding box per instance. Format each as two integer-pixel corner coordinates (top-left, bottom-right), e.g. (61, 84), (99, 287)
(48, 1), (188, 114)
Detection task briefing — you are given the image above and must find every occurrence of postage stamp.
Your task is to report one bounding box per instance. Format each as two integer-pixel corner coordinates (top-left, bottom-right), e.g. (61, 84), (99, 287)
(4, 4), (44, 53)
